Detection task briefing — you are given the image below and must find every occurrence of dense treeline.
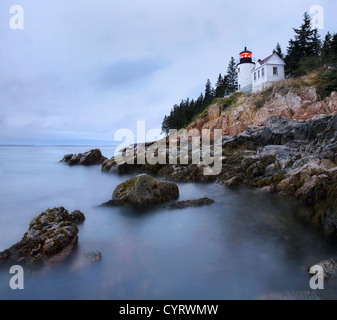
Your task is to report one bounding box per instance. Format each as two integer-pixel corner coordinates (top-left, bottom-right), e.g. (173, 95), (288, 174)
(161, 57), (238, 135)
(284, 12), (337, 77)
(161, 12), (337, 135)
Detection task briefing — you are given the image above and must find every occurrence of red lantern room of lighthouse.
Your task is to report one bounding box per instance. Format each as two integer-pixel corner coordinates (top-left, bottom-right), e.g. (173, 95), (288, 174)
(239, 47), (253, 64)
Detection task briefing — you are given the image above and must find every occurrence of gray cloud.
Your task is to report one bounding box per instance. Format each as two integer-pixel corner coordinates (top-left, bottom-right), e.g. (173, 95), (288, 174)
(94, 57), (169, 91)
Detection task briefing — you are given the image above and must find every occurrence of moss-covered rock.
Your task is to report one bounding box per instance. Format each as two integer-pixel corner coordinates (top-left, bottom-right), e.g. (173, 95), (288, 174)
(103, 174), (180, 207)
(313, 180), (337, 235)
(0, 207), (85, 268)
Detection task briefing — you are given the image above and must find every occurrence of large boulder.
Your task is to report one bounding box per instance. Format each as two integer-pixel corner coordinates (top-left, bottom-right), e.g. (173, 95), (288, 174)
(61, 149), (107, 166)
(103, 174), (179, 207)
(0, 207), (85, 268)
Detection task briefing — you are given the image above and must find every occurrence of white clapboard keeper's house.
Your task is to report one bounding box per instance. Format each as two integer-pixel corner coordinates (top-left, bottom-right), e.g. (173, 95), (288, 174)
(237, 47), (285, 94)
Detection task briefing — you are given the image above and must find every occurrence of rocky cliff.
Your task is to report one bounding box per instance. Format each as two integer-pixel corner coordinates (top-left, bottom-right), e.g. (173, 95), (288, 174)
(102, 71), (337, 236)
(187, 73), (337, 139)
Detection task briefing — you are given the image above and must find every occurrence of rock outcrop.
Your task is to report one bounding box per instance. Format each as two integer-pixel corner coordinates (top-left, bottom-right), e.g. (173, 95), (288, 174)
(207, 103), (222, 122)
(169, 197), (215, 209)
(61, 149), (107, 166)
(101, 146), (217, 183)
(103, 174), (180, 207)
(187, 85), (337, 138)
(0, 207), (85, 268)
(216, 114), (337, 235)
(101, 112), (337, 235)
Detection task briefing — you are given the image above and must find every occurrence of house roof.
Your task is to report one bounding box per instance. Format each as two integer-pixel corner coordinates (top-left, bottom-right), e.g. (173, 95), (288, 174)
(258, 53), (274, 65)
(252, 52), (284, 71)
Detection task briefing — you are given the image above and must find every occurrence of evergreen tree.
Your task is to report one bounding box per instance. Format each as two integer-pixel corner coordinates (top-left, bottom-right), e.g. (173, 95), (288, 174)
(196, 93), (204, 110)
(293, 12), (316, 57)
(204, 79), (215, 103)
(215, 74), (229, 97)
(161, 115), (170, 136)
(322, 32), (333, 64)
(311, 28), (322, 56)
(285, 12), (322, 76)
(275, 42), (284, 60)
(222, 75), (230, 96)
(215, 74), (223, 97)
(331, 33), (337, 64)
(227, 57), (238, 93)
(285, 39), (302, 75)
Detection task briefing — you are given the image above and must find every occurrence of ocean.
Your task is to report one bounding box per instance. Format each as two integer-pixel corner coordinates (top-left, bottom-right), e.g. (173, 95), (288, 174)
(0, 145), (336, 300)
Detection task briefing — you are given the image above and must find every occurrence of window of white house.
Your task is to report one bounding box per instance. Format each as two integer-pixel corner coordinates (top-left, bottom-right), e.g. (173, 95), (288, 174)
(238, 68), (240, 73)
(254, 72), (256, 81)
(258, 70), (260, 79)
(273, 67), (278, 75)
(262, 68), (265, 78)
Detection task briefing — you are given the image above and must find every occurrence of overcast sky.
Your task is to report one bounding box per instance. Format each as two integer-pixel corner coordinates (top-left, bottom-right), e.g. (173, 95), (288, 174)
(0, 0), (336, 145)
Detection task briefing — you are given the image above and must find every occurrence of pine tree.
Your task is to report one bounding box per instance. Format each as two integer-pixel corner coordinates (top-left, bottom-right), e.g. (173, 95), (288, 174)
(293, 12), (316, 57)
(285, 12), (322, 76)
(215, 74), (229, 97)
(275, 43), (284, 60)
(322, 32), (333, 64)
(222, 75), (230, 96)
(215, 74), (223, 98)
(310, 29), (322, 56)
(331, 33), (337, 64)
(161, 115), (170, 136)
(285, 39), (301, 75)
(227, 57), (238, 93)
(204, 79), (214, 103)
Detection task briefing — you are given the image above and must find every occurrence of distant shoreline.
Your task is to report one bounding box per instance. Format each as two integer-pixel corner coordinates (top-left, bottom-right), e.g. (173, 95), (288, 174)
(0, 144), (117, 147)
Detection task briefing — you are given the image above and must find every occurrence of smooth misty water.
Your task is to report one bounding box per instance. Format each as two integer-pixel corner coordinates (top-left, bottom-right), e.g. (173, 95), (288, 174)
(0, 146), (337, 300)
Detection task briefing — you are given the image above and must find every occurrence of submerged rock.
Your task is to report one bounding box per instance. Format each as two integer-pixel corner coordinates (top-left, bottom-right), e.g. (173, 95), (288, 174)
(169, 197), (215, 209)
(103, 174), (179, 207)
(84, 251), (102, 265)
(69, 250), (103, 271)
(69, 210), (86, 223)
(61, 149), (107, 166)
(0, 207), (85, 268)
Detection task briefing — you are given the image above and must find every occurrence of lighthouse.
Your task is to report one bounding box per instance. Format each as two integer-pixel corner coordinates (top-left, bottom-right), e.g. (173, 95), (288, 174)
(237, 47), (255, 94)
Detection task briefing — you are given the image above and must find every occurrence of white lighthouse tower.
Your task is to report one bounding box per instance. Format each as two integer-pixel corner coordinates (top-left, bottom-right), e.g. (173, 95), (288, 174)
(237, 47), (255, 94)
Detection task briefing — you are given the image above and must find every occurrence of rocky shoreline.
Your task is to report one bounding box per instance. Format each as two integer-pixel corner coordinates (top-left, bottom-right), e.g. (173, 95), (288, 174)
(101, 113), (337, 237)
(2, 79), (337, 298)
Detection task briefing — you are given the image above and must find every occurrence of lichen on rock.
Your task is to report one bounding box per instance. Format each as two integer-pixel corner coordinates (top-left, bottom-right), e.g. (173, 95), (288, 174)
(103, 174), (180, 207)
(0, 207), (85, 268)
